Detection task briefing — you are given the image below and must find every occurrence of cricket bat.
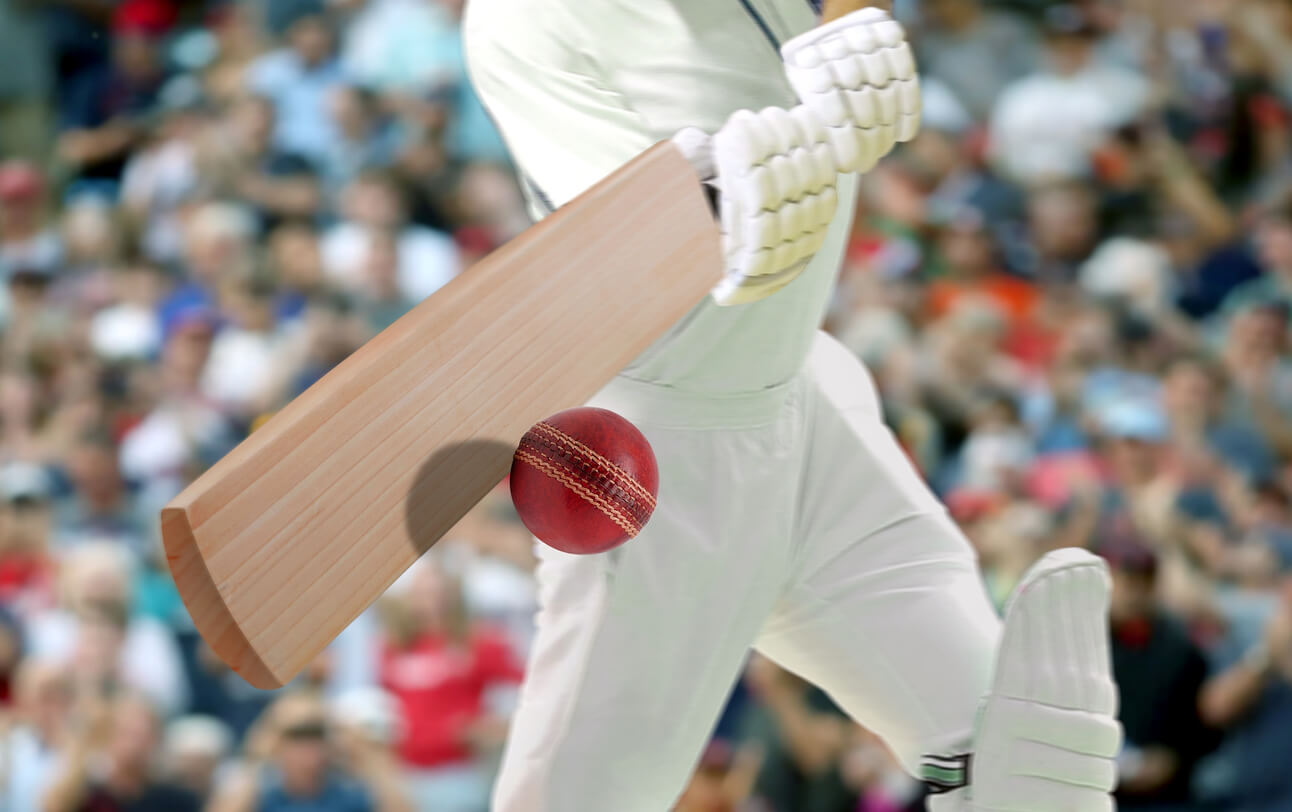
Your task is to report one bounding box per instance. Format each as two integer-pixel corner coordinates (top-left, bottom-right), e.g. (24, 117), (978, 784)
(163, 0), (876, 690)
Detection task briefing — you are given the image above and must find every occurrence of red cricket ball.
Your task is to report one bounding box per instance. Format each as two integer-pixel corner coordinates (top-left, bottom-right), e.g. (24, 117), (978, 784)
(510, 407), (659, 555)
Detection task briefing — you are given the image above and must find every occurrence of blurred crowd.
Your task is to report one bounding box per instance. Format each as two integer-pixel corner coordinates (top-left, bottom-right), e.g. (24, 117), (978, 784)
(2, 0), (1292, 810)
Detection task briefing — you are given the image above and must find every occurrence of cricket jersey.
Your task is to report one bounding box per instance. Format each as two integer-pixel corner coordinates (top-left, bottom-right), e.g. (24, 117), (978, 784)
(464, 0), (858, 399)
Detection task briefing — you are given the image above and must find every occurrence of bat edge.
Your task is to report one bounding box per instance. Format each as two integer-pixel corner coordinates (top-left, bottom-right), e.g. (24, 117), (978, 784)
(161, 507), (286, 690)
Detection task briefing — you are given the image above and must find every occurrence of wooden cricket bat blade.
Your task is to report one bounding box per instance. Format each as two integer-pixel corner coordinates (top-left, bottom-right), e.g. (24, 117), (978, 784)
(162, 142), (723, 688)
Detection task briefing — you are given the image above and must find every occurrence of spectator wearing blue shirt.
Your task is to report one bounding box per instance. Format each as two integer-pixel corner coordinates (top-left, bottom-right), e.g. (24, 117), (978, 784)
(208, 691), (410, 812)
(247, 0), (348, 168)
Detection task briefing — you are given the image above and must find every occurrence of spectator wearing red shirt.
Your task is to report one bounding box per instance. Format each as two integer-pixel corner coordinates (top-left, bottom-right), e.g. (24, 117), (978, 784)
(377, 558), (522, 812)
(0, 461), (57, 619)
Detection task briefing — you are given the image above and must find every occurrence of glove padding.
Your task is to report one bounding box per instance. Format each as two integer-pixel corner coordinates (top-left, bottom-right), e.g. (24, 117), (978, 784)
(676, 105), (839, 306)
(968, 548), (1122, 812)
(781, 7), (921, 173)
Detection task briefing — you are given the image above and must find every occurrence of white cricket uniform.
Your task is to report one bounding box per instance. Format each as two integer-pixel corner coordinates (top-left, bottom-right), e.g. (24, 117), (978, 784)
(463, 1), (1003, 808)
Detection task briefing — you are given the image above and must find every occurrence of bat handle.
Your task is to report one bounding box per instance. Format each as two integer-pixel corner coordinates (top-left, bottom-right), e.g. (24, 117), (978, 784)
(821, 0), (889, 24)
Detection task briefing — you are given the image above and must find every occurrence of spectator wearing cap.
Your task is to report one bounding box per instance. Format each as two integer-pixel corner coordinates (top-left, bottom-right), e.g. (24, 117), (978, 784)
(118, 296), (236, 505)
(1101, 535), (1215, 809)
(988, 3), (1148, 184)
(158, 199), (257, 331)
(914, 0), (1041, 123)
(246, 0), (348, 167)
(1048, 397), (1173, 552)
(0, 0), (53, 164)
(56, 0), (173, 193)
(0, 161), (62, 282)
(1079, 312), (1166, 421)
(0, 461), (57, 618)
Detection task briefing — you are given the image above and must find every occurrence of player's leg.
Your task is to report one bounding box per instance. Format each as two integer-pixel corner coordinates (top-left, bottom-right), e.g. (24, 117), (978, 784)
(754, 332), (1118, 810)
(492, 404), (802, 812)
(753, 331), (1000, 797)
(968, 548), (1120, 812)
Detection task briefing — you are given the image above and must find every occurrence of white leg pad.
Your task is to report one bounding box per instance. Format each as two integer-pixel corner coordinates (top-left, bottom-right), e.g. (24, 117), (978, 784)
(967, 549), (1122, 812)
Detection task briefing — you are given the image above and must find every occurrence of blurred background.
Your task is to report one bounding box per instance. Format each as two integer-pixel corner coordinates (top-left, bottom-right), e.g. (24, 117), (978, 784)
(1, 0), (1292, 810)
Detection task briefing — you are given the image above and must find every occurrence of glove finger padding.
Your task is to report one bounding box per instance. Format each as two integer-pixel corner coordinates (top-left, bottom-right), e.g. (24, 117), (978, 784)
(707, 107), (839, 306)
(970, 549), (1122, 812)
(782, 8), (921, 172)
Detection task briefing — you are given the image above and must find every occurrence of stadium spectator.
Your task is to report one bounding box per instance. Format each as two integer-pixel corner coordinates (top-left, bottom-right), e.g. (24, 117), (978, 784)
(200, 93), (323, 230)
(323, 168), (460, 301)
(1, 658), (74, 812)
(1200, 574), (1292, 810)
(43, 692), (201, 812)
(989, 4), (1147, 184)
(914, 0), (1040, 122)
(161, 714), (235, 804)
(0, 462), (57, 618)
(246, 0), (346, 166)
(209, 689), (410, 812)
(57, 0), (173, 193)
(0, 161), (61, 282)
(1102, 535), (1215, 809)
(737, 655), (858, 812)
(375, 557), (521, 811)
(26, 542), (187, 716)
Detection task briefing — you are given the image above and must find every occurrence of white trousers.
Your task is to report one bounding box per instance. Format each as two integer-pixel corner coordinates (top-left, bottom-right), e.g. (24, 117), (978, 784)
(493, 332), (1002, 811)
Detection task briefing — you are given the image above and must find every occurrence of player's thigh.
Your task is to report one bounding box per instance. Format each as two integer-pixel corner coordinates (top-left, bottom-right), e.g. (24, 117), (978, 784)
(756, 334), (1001, 774)
(494, 426), (795, 812)
(756, 511), (1000, 778)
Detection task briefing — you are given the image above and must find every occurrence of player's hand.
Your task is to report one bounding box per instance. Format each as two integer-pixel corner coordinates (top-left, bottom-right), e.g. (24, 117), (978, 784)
(780, 7), (921, 172)
(673, 105), (839, 306)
